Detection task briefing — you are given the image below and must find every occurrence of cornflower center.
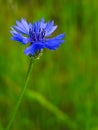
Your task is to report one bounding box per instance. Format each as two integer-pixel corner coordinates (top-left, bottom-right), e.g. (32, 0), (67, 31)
(29, 27), (45, 42)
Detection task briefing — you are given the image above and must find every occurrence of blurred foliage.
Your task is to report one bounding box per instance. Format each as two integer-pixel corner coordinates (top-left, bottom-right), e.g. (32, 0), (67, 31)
(0, 0), (98, 130)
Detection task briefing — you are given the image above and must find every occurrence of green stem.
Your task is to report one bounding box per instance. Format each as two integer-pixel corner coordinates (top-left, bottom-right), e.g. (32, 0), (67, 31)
(6, 57), (35, 130)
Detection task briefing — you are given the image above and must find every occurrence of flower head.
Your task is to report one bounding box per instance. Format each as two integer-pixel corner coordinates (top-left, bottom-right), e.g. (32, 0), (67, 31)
(10, 18), (65, 57)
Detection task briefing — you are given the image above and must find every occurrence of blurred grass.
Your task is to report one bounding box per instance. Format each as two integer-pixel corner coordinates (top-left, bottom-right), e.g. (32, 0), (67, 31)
(0, 0), (98, 130)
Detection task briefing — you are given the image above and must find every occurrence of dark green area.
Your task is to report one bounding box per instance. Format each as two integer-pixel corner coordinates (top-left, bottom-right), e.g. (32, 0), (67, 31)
(0, 0), (98, 130)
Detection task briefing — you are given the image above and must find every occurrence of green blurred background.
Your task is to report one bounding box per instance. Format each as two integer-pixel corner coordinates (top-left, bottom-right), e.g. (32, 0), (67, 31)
(0, 0), (98, 130)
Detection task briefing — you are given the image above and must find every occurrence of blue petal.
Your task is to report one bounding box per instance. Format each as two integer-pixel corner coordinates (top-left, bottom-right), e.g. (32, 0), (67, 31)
(44, 34), (65, 50)
(21, 18), (29, 33)
(33, 18), (45, 33)
(24, 42), (45, 55)
(11, 31), (31, 44)
(10, 28), (18, 35)
(13, 18), (30, 35)
(45, 21), (57, 37)
(40, 18), (47, 29)
(12, 25), (27, 35)
(45, 25), (57, 37)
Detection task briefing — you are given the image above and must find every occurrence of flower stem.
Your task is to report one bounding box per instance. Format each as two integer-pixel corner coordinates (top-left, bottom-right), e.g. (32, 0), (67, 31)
(6, 57), (35, 130)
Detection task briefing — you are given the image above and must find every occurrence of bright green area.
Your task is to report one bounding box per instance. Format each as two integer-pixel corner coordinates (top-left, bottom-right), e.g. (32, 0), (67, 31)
(0, 0), (98, 130)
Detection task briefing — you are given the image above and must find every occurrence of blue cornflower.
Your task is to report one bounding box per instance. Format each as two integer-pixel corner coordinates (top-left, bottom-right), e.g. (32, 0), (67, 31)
(10, 18), (65, 56)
